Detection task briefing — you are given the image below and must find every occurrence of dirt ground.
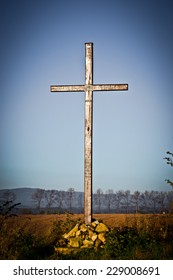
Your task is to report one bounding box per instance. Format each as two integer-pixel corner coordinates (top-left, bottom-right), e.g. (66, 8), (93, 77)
(5, 213), (173, 237)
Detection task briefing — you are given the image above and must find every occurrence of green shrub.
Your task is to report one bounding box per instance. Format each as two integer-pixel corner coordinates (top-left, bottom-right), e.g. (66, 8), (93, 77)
(106, 226), (156, 259)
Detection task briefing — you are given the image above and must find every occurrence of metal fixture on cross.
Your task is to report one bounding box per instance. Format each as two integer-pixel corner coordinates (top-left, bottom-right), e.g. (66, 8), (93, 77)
(50, 43), (128, 224)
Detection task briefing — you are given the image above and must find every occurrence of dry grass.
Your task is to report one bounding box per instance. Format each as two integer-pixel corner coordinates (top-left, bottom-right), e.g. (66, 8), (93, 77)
(3, 213), (173, 237)
(0, 213), (173, 259)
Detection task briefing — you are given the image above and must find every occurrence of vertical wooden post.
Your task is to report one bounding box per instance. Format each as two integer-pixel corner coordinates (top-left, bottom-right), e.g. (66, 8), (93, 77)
(84, 43), (93, 225)
(50, 42), (128, 225)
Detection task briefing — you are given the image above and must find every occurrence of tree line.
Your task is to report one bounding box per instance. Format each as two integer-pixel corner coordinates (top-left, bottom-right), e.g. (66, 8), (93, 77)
(24, 188), (173, 213)
(0, 188), (173, 214)
(2, 188), (172, 214)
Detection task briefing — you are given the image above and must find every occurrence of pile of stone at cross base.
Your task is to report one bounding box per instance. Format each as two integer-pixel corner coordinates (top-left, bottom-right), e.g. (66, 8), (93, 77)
(55, 220), (110, 254)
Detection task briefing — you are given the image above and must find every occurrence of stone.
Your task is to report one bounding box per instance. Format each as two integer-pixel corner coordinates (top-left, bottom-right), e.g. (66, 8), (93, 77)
(98, 233), (106, 243)
(63, 224), (79, 239)
(80, 233), (86, 240)
(69, 237), (82, 248)
(95, 223), (109, 233)
(83, 239), (94, 247)
(91, 220), (99, 227)
(80, 223), (88, 232)
(55, 247), (70, 254)
(91, 234), (97, 242)
(88, 230), (97, 242)
(55, 222), (110, 254)
(95, 239), (102, 248)
(75, 230), (81, 237)
(88, 225), (95, 231)
(57, 238), (67, 247)
(85, 234), (89, 240)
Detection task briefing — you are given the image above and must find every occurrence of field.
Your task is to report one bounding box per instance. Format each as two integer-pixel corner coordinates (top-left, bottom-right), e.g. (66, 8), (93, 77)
(0, 213), (173, 260)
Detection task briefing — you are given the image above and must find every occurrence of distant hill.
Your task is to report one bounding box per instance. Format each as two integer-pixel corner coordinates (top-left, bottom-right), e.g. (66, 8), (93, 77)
(0, 188), (40, 208)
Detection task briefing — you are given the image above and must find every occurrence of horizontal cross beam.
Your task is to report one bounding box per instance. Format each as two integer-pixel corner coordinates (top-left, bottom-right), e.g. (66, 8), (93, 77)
(50, 84), (128, 92)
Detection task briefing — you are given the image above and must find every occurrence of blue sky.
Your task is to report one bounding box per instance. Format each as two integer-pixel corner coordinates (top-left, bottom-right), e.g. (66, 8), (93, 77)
(0, 0), (173, 193)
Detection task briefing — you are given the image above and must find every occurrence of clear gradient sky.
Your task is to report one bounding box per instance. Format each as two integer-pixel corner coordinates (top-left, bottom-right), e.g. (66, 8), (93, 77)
(0, 0), (173, 193)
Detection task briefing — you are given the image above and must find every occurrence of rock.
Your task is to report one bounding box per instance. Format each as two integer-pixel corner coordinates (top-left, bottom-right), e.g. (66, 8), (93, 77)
(57, 238), (67, 247)
(63, 224), (79, 239)
(95, 223), (109, 233)
(75, 230), (81, 237)
(95, 239), (102, 248)
(91, 234), (97, 242)
(83, 239), (94, 247)
(55, 247), (70, 254)
(88, 230), (97, 242)
(80, 233), (86, 240)
(91, 221), (99, 227)
(68, 237), (82, 248)
(80, 223), (88, 232)
(85, 234), (89, 240)
(98, 233), (106, 243)
(88, 225), (95, 231)
(55, 221), (110, 253)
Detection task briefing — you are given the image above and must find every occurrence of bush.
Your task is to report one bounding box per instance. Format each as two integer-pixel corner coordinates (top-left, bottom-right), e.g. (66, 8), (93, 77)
(105, 226), (156, 259)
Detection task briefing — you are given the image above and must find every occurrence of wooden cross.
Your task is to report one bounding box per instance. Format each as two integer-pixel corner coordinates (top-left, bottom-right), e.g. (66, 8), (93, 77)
(50, 43), (128, 224)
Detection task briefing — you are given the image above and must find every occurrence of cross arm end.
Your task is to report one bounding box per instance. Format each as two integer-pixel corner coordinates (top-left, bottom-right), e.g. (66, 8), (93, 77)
(50, 85), (85, 92)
